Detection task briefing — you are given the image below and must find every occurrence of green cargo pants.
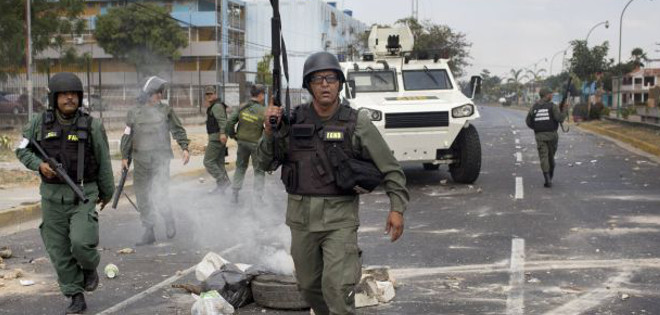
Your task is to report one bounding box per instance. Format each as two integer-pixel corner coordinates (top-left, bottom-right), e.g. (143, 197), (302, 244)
(204, 140), (230, 185)
(133, 158), (173, 228)
(290, 227), (361, 315)
(535, 132), (558, 173)
(40, 196), (100, 296)
(232, 141), (264, 193)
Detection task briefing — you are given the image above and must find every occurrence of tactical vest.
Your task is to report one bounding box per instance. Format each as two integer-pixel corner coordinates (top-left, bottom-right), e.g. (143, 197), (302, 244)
(531, 101), (558, 133)
(206, 101), (223, 134)
(236, 101), (265, 143)
(281, 103), (357, 196)
(39, 111), (98, 184)
(132, 105), (171, 152)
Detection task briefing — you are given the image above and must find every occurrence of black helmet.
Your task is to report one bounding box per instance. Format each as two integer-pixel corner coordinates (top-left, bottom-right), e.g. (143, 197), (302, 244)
(302, 52), (345, 91)
(48, 72), (83, 109)
(137, 76), (168, 104)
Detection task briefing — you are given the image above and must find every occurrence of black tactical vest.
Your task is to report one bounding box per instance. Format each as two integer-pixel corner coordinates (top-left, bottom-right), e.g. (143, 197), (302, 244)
(132, 105), (171, 152)
(206, 101), (223, 134)
(281, 103), (358, 196)
(531, 101), (559, 133)
(39, 111), (98, 184)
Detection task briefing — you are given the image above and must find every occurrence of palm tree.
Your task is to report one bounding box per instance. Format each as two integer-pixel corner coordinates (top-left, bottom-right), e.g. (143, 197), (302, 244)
(525, 68), (547, 103)
(507, 68), (524, 105)
(630, 47), (649, 69)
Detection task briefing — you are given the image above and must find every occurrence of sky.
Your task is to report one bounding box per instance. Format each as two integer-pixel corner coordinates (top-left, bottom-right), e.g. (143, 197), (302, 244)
(340, 0), (659, 79)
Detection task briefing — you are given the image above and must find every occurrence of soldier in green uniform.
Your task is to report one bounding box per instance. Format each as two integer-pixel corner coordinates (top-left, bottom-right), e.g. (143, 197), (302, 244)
(120, 76), (190, 245)
(526, 87), (567, 188)
(256, 52), (409, 315)
(226, 84), (266, 204)
(15, 72), (114, 313)
(203, 85), (230, 193)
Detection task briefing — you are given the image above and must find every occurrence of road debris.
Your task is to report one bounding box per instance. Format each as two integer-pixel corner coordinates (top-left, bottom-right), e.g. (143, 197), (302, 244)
(29, 257), (48, 264)
(104, 264), (119, 278)
(19, 279), (35, 286)
(172, 283), (203, 295)
(0, 246), (12, 259)
(191, 290), (235, 314)
(620, 293), (630, 300)
(117, 248), (135, 255)
(2, 268), (23, 280)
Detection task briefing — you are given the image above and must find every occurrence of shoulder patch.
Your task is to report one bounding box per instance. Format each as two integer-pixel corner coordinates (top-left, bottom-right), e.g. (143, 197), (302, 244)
(124, 126), (131, 135)
(17, 138), (29, 149)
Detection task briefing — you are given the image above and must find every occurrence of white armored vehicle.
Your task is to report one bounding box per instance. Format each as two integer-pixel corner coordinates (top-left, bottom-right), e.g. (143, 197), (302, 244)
(340, 24), (482, 183)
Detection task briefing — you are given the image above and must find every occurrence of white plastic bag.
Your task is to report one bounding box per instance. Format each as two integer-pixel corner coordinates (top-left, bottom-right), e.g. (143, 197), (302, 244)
(195, 252), (230, 281)
(191, 290), (235, 315)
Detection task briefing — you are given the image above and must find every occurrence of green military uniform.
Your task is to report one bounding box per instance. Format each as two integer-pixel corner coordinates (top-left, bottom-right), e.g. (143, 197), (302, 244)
(16, 111), (114, 297)
(227, 99), (266, 194)
(204, 99), (230, 187)
(526, 99), (566, 177)
(120, 101), (189, 230)
(256, 105), (409, 315)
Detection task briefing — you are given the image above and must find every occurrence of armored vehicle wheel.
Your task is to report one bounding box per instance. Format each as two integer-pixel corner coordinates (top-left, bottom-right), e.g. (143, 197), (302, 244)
(251, 274), (310, 310)
(449, 124), (481, 184)
(423, 163), (440, 170)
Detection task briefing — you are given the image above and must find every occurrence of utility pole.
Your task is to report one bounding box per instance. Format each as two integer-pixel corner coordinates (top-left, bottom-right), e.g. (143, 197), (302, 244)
(411, 0), (419, 20)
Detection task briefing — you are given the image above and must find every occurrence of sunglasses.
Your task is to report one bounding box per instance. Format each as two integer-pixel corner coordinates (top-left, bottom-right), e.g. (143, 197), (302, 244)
(309, 74), (339, 84)
(205, 93), (215, 96)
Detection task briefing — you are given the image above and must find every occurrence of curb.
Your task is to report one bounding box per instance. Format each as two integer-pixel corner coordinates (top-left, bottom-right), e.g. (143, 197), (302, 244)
(0, 163), (236, 231)
(576, 123), (660, 158)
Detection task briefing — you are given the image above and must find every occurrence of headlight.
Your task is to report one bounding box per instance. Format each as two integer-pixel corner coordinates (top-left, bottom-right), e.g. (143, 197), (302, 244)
(359, 107), (382, 121)
(452, 104), (474, 118)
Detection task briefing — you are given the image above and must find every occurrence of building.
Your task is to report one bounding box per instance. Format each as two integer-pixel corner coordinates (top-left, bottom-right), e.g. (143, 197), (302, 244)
(35, 0), (247, 107)
(612, 67), (660, 108)
(244, 0), (368, 94)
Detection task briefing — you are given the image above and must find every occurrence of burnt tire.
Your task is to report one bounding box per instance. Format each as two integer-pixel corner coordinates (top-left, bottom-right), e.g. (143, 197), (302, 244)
(449, 124), (481, 184)
(423, 163), (440, 170)
(251, 274), (310, 310)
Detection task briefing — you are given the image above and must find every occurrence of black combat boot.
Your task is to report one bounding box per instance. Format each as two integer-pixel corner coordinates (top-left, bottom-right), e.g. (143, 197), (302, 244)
(82, 269), (98, 292)
(165, 219), (176, 239)
(549, 164), (555, 180)
(136, 227), (156, 246)
(543, 172), (552, 188)
(66, 292), (86, 314)
(231, 190), (239, 204)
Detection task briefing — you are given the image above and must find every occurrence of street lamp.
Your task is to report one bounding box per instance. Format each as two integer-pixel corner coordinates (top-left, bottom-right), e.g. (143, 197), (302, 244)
(585, 20), (609, 45)
(550, 48), (569, 76)
(616, 0), (650, 117)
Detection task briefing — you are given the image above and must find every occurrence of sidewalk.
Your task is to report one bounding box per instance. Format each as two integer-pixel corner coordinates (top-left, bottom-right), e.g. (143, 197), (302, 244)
(0, 125), (240, 232)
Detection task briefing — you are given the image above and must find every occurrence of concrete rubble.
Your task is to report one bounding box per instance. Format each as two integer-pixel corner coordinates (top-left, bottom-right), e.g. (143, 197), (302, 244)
(355, 266), (397, 308)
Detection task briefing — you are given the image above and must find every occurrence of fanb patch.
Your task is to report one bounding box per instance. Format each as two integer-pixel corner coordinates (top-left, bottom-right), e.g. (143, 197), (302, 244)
(44, 131), (58, 139)
(324, 130), (344, 142)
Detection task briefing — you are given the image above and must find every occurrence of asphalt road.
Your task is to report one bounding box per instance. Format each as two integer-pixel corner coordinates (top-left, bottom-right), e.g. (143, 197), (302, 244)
(1, 105), (659, 314)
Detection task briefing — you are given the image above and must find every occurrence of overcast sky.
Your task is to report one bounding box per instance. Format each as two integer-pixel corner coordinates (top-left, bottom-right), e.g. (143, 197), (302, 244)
(340, 0), (659, 79)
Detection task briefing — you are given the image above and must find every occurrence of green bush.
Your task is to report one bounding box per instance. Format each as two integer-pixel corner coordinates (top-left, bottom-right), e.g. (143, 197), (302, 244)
(589, 102), (605, 120)
(573, 103), (588, 121)
(601, 107), (611, 117)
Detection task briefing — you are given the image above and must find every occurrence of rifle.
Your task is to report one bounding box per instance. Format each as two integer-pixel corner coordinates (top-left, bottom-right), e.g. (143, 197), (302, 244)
(30, 139), (89, 203)
(111, 158), (131, 209)
(269, 0), (290, 165)
(559, 76), (572, 133)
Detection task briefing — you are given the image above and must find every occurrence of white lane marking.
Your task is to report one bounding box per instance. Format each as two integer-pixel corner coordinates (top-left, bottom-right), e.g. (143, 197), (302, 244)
(390, 258), (660, 278)
(507, 238), (526, 315)
(543, 269), (634, 315)
(98, 244), (243, 314)
(512, 130), (517, 135)
(515, 177), (524, 199)
(516, 152), (523, 163)
(515, 139), (520, 144)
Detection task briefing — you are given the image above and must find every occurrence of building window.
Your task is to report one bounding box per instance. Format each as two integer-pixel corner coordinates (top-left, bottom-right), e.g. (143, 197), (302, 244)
(634, 77), (643, 85)
(622, 77), (632, 85)
(644, 76), (655, 86)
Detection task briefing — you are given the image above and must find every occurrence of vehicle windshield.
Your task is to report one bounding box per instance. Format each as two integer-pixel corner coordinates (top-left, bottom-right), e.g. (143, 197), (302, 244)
(347, 70), (397, 93)
(402, 69), (453, 90)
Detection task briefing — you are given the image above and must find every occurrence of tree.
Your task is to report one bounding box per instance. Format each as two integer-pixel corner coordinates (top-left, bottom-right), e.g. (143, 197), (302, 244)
(478, 69), (503, 101)
(0, 0), (86, 81)
(568, 40), (610, 82)
(507, 68), (525, 104)
(630, 47), (648, 68)
(256, 54), (273, 85)
(94, 3), (187, 77)
(396, 17), (472, 77)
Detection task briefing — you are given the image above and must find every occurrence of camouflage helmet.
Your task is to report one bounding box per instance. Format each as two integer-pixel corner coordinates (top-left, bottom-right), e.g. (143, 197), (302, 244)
(302, 52), (345, 91)
(137, 76), (167, 104)
(48, 72), (84, 109)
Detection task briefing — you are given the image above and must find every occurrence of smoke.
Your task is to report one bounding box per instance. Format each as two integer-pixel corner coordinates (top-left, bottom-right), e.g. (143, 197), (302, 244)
(164, 168), (295, 275)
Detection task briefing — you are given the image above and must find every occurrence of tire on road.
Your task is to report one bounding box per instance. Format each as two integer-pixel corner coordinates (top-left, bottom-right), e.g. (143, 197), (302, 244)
(423, 163), (440, 170)
(251, 274), (310, 310)
(449, 124), (481, 184)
